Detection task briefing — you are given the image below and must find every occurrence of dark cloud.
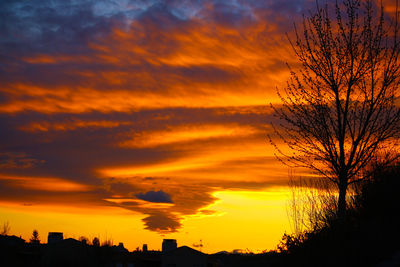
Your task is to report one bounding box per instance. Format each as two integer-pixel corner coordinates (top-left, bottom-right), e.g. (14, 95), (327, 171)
(0, 0), (308, 56)
(0, 152), (44, 169)
(136, 190), (173, 203)
(142, 211), (181, 233)
(105, 179), (139, 195)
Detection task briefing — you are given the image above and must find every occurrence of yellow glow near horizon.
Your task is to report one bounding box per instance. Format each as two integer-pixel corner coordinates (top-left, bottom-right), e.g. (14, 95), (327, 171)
(0, 187), (291, 253)
(0, 202), (162, 251)
(149, 188), (291, 253)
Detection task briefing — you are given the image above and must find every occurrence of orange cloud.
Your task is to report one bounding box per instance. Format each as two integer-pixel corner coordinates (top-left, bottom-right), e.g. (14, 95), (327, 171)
(20, 119), (131, 132)
(0, 19), (293, 115)
(0, 85), (273, 114)
(23, 54), (91, 64)
(119, 124), (260, 148)
(0, 175), (92, 192)
(99, 138), (284, 182)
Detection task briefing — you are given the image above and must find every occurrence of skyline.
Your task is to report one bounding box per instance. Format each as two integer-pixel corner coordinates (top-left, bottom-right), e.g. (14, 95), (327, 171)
(1, 0), (397, 253)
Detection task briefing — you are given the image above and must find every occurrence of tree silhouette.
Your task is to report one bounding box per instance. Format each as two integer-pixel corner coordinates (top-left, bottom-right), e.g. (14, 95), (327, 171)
(92, 237), (100, 247)
(79, 236), (89, 244)
(271, 0), (400, 221)
(30, 229), (40, 244)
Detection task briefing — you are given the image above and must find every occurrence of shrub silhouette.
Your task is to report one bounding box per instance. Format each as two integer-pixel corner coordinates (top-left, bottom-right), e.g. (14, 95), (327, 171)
(278, 162), (400, 267)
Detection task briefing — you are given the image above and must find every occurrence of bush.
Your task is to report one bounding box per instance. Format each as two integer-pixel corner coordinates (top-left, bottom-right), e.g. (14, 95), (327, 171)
(280, 163), (400, 266)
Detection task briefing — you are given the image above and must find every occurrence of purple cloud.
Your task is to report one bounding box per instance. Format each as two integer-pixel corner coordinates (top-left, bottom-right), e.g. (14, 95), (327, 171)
(142, 211), (181, 233)
(136, 190), (173, 203)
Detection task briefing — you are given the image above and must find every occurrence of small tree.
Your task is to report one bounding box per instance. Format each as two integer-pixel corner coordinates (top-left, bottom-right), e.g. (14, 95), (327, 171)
(30, 229), (40, 244)
(79, 236), (89, 244)
(92, 237), (100, 247)
(271, 0), (400, 221)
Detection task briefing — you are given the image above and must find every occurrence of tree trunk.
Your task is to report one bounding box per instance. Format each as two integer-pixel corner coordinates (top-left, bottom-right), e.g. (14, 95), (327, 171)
(337, 179), (348, 222)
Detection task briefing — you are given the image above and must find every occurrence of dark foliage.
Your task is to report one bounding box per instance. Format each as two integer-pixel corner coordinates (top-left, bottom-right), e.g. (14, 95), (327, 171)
(30, 229), (40, 244)
(277, 163), (400, 267)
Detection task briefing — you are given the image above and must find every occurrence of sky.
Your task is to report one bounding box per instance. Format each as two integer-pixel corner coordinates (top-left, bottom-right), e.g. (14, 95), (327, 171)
(0, 0), (396, 253)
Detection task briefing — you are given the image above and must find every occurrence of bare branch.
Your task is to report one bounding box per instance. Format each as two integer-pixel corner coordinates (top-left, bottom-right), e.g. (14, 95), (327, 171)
(270, 0), (400, 219)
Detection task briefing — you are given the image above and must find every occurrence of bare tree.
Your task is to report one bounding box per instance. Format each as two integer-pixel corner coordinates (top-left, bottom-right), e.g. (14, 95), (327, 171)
(271, 0), (400, 221)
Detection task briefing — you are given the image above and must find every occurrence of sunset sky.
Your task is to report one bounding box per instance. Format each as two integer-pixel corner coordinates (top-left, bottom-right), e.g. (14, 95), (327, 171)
(0, 0), (396, 253)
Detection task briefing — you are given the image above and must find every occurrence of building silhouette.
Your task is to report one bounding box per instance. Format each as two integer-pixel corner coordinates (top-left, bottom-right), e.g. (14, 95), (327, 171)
(47, 232), (63, 244)
(162, 239), (177, 253)
(161, 245), (207, 267)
